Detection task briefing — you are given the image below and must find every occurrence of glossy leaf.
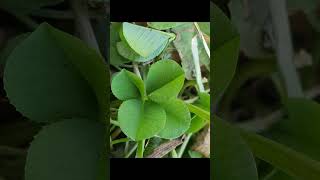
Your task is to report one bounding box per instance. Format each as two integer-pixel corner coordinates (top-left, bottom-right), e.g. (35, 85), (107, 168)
(111, 69), (145, 101)
(122, 22), (175, 57)
(211, 3), (240, 105)
(4, 23), (104, 123)
(147, 22), (186, 30)
(146, 60), (185, 103)
(118, 99), (166, 141)
(25, 118), (105, 180)
(213, 116), (259, 180)
(157, 99), (191, 139)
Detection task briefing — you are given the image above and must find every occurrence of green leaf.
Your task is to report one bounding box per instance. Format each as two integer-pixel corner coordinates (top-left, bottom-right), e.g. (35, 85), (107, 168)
(111, 69), (145, 101)
(239, 126), (320, 180)
(188, 150), (203, 158)
(172, 23), (210, 80)
(116, 41), (164, 62)
(147, 22), (186, 30)
(25, 118), (105, 180)
(0, 0), (64, 14)
(213, 116), (259, 180)
(187, 92), (210, 133)
(157, 99), (191, 139)
(4, 23), (106, 123)
(122, 22), (175, 57)
(0, 33), (29, 71)
(211, 3), (240, 105)
(186, 103), (209, 122)
(198, 22), (210, 36)
(46, 23), (109, 122)
(118, 99), (166, 141)
(146, 60), (185, 103)
(266, 98), (320, 179)
(110, 22), (129, 66)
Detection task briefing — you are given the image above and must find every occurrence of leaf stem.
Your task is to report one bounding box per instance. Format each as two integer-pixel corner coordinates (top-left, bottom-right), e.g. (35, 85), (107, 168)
(136, 140), (145, 158)
(191, 36), (205, 92)
(171, 149), (178, 158)
(111, 138), (131, 145)
(133, 63), (142, 79)
(110, 119), (120, 126)
(177, 133), (192, 158)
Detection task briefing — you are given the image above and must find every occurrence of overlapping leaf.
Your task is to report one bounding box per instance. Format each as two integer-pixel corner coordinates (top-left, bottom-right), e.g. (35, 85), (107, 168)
(146, 60), (185, 103)
(25, 118), (105, 180)
(211, 2), (240, 105)
(147, 22), (186, 30)
(4, 23), (108, 123)
(121, 22), (175, 57)
(110, 22), (129, 66)
(187, 92), (210, 133)
(111, 69), (145, 101)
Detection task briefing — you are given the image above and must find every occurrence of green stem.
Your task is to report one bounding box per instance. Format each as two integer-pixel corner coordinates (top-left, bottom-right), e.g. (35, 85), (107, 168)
(177, 133), (192, 158)
(171, 149), (178, 158)
(133, 63), (142, 79)
(193, 22), (210, 57)
(110, 119), (120, 126)
(111, 138), (131, 145)
(136, 140), (145, 158)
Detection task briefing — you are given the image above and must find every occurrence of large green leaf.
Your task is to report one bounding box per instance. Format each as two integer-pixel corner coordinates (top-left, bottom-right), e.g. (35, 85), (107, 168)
(0, 0), (64, 14)
(116, 41), (165, 62)
(122, 22), (175, 57)
(25, 118), (105, 180)
(110, 22), (129, 66)
(46, 23), (109, 122)
(147, 22), (186, 30)
(157, 99), (191, 139)
(265, 98), (320, 179)
(213, 116), (259, 180)
(146, 60), (185, 103)
(4, 23), (105, 123)
(172, 23), (210, 80)
(111, 69), (145, 101)
(211, 3), (240, 105)
(118, 99), (166, 141)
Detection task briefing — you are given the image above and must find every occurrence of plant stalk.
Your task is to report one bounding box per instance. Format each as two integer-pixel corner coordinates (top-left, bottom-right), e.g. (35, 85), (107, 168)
(136, 140), (145, 158)
(177, 133), (192, 158)
(191, 36), (205, 92)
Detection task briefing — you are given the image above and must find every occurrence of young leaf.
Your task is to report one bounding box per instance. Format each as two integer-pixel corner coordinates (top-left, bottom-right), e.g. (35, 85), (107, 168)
(213, 116), (259, 180)
(186, 103), (209, 122)
(211, 2), (240, 105)
(118, 99), (166, 141)
(25, 118), (105, 180)
(0, 0), (64, 14)
(147, 22), (186, 30)
(4, 23), (103, 123)
(111, 69), (145, 101)
(110, 22), (130, 66)
(146, 60), (185, 103)
(122, 22), (175, 57)
(157, 99), (191, 139)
